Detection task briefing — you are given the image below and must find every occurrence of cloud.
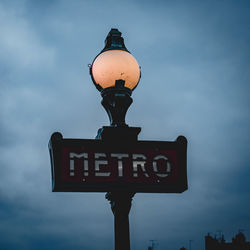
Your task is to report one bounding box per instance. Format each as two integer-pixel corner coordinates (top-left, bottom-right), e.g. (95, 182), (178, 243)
(0, 0), (250, 250)
(0, 1), (55, 70)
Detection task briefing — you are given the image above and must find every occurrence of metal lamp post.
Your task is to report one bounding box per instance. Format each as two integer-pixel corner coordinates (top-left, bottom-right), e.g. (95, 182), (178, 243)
(89, 28), (141, 250)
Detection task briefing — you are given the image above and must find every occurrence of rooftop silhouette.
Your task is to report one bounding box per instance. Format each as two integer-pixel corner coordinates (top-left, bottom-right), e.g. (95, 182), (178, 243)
(205, 232), (250, 250)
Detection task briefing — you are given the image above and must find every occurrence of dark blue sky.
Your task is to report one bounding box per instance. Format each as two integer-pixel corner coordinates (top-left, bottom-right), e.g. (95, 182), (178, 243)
(0, 0), (250, 249)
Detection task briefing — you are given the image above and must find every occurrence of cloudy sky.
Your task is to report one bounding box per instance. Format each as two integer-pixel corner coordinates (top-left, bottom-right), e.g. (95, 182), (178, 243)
(0, 0), (250, 249)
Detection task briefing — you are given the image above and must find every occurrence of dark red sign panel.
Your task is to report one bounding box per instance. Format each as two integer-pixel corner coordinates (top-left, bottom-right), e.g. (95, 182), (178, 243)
(49, 133), (187, 193)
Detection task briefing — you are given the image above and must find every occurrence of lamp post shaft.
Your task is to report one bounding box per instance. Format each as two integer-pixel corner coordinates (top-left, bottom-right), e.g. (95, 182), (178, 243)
(106, 192), (134, 250)
(96, 126), (141, 250)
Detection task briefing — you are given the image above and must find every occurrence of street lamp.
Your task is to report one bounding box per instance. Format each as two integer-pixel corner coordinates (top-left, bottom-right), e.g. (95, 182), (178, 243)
(89, 28), (141, 127)
(89, 28), (142, 250)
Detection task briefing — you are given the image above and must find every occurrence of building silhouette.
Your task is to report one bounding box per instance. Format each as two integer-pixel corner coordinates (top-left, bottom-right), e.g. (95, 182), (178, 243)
(205, 232), (250, 250)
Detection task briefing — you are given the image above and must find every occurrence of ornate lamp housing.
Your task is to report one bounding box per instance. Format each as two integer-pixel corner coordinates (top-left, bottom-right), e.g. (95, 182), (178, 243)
(89, 28), (141, 127)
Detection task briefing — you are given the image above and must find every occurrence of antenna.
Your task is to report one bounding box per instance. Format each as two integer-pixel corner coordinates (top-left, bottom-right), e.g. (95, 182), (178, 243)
(149, 240), (158, 250)
(189, 240), (193, 250)
(216, 230), (222, 241)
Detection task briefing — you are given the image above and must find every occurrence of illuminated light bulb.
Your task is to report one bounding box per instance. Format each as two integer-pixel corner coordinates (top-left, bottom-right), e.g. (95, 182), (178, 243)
(92, 49), (140, 90)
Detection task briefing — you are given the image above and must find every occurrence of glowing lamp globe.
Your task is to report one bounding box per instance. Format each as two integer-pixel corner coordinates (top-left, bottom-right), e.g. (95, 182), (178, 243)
(90, 28), (141, 92)
(89, 28), (141, 127)
(92, 49), (140, 90)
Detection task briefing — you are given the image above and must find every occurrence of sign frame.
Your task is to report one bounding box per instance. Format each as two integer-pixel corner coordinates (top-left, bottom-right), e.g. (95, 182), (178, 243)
(49, 132), (187, 193)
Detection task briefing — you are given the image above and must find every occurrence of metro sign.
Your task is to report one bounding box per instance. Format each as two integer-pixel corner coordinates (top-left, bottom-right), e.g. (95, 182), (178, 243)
(49, 132), (187, 193)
